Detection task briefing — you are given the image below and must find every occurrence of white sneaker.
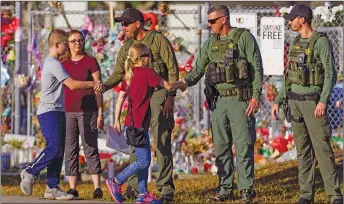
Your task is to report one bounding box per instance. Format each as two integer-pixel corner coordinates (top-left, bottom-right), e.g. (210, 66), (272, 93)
(20, 169), (34, 195)
(44, 186), (74, 200)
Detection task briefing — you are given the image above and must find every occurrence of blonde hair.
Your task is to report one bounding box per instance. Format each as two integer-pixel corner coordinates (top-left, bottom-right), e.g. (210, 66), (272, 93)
(124, 43), (150, 85)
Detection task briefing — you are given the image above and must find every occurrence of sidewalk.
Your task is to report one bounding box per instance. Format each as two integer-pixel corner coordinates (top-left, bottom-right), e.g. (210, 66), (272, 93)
(1, 196), (114, 203)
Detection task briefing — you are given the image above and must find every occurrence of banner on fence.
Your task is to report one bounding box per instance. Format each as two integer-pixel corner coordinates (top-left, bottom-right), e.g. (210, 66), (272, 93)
(260, 17), (285, 75)
(230, 13), (257, 38)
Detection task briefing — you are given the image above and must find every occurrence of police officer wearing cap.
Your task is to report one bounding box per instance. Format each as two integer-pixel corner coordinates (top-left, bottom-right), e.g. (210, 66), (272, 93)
(273, 4), (343, 204)
(179, 5), (263, 203)
(100, 8), (178, 203)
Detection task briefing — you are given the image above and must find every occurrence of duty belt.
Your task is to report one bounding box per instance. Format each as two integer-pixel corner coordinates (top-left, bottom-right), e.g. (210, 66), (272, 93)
(287, 92), (320, 101)
(218, 87), (253, 102)
(219, 89), (238, 97)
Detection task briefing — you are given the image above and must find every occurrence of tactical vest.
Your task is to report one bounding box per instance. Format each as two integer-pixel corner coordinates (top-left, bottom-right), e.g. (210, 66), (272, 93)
(126, 31), (168, 80)
(207, 28), (251, 85)
(286, 32), (325, 87)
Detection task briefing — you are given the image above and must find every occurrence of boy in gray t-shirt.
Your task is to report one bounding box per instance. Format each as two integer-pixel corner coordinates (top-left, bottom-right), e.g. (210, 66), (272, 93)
(20, 29), (102, 200)
(37, 56), (69, 115)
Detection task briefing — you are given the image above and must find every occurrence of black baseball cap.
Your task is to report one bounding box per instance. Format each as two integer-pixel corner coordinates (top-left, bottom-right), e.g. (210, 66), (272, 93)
(286, 4), (313, 21)
(114, 8), (144, 23)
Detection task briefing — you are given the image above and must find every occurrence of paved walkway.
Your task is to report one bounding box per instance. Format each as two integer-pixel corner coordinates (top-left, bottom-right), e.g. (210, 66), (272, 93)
(1, 196), (114, 203)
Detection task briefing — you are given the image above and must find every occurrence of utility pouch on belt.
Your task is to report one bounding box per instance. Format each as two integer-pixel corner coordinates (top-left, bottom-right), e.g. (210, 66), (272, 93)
(238, 87), (253, 101)
(219, 86), (252, 102)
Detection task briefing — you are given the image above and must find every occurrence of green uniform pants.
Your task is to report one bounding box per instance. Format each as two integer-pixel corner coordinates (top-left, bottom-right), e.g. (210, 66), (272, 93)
(289, 99), (342, 202)
(211, 96), (256, 195)
(128, 89), (175, 196)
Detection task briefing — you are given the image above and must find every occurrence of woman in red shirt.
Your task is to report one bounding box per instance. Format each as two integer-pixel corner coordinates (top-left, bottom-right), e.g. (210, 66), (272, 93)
(105, 42), (182, 203)
(61, 30), (103, 199)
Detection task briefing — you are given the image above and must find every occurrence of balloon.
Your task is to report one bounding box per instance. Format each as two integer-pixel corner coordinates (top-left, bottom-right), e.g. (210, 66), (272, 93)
(143, 12), (158, 31)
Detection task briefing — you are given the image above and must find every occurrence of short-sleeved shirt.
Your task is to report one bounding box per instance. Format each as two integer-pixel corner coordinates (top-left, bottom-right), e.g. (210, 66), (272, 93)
(37, 56), (70, 115)
(120, 67), (161, 129)
(62, 54), (100, 112)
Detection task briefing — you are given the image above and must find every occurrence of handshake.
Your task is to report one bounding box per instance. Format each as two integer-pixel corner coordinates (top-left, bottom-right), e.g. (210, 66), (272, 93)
(168, 79), (188, 92)
(94, 81), (105, 93)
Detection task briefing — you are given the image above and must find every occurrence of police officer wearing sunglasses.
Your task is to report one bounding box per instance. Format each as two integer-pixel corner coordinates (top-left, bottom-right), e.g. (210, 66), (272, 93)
(100, 8), (178, 203)
(179, 5), (263, 203)
(273, 4), (343, 204)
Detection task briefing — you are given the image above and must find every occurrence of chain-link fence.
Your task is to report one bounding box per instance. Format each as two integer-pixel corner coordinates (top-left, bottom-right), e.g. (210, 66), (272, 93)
(25, 5), (344, 138)
(228, 6), (343, 135)
(27, 7), (202, 138)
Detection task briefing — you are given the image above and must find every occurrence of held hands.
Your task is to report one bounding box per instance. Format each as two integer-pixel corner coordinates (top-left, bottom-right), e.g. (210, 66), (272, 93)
(94, 81), (104, 92)
(168, 80), (187, 92)
(179, 79), (188, 92)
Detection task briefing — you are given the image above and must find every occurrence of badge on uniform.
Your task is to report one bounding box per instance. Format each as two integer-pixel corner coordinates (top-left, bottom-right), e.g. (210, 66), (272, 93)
(305, 48), (312, 56)
(228, 41), (235, 49)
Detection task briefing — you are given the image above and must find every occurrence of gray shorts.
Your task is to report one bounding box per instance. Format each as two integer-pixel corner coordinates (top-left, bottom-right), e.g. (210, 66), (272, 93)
(64, 112), (102, 176)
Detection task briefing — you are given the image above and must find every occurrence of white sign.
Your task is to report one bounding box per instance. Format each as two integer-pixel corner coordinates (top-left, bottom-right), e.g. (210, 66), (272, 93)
(230, 13), (257, 38)
(260, 17), (285, 75)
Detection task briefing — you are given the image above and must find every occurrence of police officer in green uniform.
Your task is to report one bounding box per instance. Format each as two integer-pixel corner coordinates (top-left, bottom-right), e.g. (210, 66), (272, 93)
(100, 8), (178, 203)
(179, 5), (263, 203)
(272, 4), (343, 204)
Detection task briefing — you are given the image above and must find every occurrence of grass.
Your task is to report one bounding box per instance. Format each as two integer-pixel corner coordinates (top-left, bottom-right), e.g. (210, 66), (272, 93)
(2, 150), (343, 203)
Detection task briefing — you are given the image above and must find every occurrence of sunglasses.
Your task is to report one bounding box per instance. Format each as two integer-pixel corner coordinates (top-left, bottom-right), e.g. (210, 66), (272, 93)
(140, 53), (150, 58)
(121, 21), (135, 27)
(68, 39), (84, 44)
(208, 16), (224, 24)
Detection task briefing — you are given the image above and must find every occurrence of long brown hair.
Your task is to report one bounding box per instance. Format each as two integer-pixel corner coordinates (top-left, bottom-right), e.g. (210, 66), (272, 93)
(60, 30), (86, 62)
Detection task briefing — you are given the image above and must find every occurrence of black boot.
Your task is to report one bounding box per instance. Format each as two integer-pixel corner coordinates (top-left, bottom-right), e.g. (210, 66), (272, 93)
(240, 189), (256, 204)
(295, 197), (314, 204)
(207, 192), (235, 202)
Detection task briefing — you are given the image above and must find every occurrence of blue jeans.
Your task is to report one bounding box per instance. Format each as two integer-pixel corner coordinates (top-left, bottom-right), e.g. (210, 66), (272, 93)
(26, 111), (66, 189)
(115, 130), (151, 194)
